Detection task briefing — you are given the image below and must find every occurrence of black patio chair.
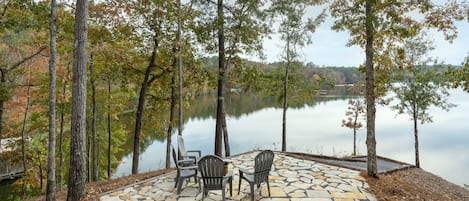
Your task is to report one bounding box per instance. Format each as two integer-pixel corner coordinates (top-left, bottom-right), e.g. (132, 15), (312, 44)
(198, 155), (233, 201)
(172, 144), (199, 194)
(238, 150), (274, 201)
(177, 135), (201, 163)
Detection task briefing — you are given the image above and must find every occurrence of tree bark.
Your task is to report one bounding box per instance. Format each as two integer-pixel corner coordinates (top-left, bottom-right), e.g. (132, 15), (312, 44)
(413, 104), (420, 168)
(365, 0), (378, 178)
(132, 37), (158, 174)
(0, 73), (4, 151)
(214, 0), (225, 157)
(90, 54), (98, 181)
(177, 0), (183, 139)
(46, 0), (57, 199)
(107, 78), (111, 179)
(282, 34), (290, 153)
(67, 0), (89, 199)
(222, 106), (230, 157)
(166, 57), (177, 169)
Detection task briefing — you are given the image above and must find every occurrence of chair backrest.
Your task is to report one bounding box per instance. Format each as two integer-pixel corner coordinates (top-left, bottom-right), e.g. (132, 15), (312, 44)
(177, 135), (187, 155)
(198, 155), (225, 189)
(171, 144), (179, 168)
(254, 150), (274, 184)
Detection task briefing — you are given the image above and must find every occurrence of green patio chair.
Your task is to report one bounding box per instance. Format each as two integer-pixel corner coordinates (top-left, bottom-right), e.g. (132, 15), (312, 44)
(198, 155), (233, 201)
(238, 150), (274, 201)
(171, 145), (199, 194)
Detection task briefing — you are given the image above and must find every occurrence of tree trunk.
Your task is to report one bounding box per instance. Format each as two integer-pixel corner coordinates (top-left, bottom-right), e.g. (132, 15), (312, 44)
(58, 63), (69, 191)
(87, 130), (91, 182)
(365, 0), (378, 178)
(222, 105), (230, 157)
(107, 78), (111, 179)
(353, 103), (358, 156)
(67, 0), (89, 199)
(166, 57), (177, 169)
(90, 54), (98, 181)
(46, 0), (57, 199)
(177, 0), (184, 158)
(21, 80), (32, 198)
(282, 34), (290, 152)
(0, 76), (4, 147)
(413, 104), (420, 168)
(132, 38), (158, 174)
(214, 0), (225, 157)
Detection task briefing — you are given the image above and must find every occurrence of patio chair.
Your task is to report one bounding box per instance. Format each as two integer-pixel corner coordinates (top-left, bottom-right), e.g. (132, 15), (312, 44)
(177, 135), (201, 163)
(172, 145), (199, 194)
(238, 150), (274, 201)
(198, 155), (233, 201)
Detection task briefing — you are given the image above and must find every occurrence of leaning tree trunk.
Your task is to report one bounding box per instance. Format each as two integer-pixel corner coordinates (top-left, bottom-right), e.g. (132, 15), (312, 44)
(67, 0), (89, 199)
(132, 38), (158, 175)
(222, 105), (230, 157)
(90, 54), (98, 181)
(365, 0), (378, 178)
(46, 0), (57, 199)
(214, 0), (226, 157)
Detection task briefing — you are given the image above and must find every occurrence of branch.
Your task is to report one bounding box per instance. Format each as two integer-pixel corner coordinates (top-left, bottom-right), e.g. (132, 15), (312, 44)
(147, 67), (172, 85)
(7, 46), (48, 72)
(0, 0), (11, 22)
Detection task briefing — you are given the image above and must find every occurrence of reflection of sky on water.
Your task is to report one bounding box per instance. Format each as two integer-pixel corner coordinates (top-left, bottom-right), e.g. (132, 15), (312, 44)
(114, 89), (469, 186)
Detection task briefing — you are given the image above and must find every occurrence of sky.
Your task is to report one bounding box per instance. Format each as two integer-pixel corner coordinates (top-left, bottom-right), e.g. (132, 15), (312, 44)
(255, 1), (469, 67)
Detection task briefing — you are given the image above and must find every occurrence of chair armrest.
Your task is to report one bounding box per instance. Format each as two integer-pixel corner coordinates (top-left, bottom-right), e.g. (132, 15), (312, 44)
(177, 159), (195, 167)
(180, 165), (197, 171)
(186, 150), (201, 157)
(238, 168), (254, 175)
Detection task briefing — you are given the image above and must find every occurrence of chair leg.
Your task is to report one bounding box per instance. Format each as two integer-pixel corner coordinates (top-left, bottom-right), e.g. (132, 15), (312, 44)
(250, 183), (254, 201)
(229, 178), (233, 197)
(238, 178), (242, 195)
(267, 180), (271, 197)
(222, 186), (226, 201)
(177, 177), (183, 194)
(174, 171), (179, 188)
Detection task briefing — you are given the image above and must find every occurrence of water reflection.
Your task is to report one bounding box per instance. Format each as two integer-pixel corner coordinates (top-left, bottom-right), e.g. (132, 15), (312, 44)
(113, 88), (469, 187)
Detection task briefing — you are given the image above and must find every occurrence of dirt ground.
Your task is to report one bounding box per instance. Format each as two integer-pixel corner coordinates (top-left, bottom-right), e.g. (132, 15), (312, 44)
(27, 168), (174, 201)
(364, 168), (469, 201)
(27, 164), (469, 201)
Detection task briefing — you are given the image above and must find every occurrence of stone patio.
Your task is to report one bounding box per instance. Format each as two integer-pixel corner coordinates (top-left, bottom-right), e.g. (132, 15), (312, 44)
(100, 151), (376, 201)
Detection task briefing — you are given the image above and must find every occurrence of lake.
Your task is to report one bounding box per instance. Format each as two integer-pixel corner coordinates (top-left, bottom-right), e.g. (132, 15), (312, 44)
(113, 88), (469, 187)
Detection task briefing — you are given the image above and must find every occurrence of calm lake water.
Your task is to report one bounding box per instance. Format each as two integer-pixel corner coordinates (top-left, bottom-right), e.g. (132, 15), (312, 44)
(113, 88), (469, 187)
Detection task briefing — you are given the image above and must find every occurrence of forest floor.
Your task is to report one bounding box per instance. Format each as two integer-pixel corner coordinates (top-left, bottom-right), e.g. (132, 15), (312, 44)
(27, 160), (469, 201)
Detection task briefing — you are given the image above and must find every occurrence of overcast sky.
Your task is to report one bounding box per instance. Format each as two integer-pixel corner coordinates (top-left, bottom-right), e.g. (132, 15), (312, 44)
(255, 1), (469, 67)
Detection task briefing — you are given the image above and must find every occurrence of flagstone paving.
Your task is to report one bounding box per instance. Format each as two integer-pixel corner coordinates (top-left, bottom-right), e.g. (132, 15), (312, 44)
(101, 151), (376, 201)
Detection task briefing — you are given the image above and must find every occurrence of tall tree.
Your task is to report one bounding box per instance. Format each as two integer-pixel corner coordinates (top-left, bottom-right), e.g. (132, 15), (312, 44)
(67, 0), (88, 200)
(214, 0), (225, 157)
(46, 0), (57, 199)
(270, 0), (326, 152)
(89, 53), (98, 181)
(391, 37), (455, 168)
(330, 0), (465, 177)
(194, 0), (271, 157)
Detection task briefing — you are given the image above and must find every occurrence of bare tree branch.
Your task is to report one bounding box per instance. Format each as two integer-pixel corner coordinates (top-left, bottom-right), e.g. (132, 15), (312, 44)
(7, 46), (48, 72)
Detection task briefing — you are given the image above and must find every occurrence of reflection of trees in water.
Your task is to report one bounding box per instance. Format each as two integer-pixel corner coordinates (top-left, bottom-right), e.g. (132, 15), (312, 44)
(115, 86), (356, 170)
